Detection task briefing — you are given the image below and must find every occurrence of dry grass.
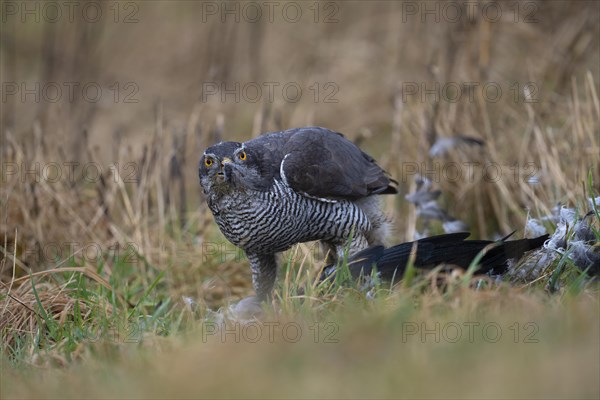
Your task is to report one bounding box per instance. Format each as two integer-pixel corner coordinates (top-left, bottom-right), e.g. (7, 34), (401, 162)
(2, 283), (599, 399)
(1, 1), (599, 399)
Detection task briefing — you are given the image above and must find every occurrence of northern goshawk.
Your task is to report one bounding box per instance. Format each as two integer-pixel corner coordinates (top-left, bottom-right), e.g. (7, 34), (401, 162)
(199, 126), (397, 301)
(199, 126), (551, 305)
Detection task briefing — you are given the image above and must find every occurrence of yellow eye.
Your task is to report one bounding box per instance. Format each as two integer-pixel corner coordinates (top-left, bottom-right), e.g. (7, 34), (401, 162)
(238, 151), (247, 161)
(204, 158), (213, 167)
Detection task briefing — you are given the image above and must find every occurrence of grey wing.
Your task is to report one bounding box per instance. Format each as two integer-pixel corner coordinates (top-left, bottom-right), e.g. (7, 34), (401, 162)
(241, 130), (297, 191)
(280, 127), (397, 200)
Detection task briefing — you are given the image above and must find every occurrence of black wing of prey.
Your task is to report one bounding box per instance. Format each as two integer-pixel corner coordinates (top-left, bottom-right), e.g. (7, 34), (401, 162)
(320, 232), (549, 284)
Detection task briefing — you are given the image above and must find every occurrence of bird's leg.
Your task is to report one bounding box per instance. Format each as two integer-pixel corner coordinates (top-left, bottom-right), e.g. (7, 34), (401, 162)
(246, 252), (278, 301)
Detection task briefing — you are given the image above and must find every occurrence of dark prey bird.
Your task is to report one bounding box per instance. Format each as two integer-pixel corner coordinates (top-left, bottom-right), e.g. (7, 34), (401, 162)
(199, 127), (397, 302)
(320, 232), (549, 284)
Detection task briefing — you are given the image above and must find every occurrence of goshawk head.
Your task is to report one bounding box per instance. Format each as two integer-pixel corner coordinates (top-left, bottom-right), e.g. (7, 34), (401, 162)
(199, 141), (266, 196)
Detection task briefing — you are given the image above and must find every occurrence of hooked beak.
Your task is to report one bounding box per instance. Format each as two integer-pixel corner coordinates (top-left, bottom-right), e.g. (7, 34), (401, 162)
(216, 157), (233, 182)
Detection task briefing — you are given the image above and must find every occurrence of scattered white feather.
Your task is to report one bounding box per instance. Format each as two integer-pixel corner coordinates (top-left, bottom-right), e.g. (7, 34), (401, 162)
(443, 219), (469, 233)
(588, 196), (600, 209)
(525, 217), (547, 237)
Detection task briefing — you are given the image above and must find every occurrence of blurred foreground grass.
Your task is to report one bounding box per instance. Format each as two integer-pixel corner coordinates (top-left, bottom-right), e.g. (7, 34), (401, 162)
(2, 282), (599, 399)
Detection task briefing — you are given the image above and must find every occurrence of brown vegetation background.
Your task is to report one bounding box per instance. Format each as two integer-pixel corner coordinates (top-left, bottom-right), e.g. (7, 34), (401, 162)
(1, 0), (599, 303)
(1, 4), (599, 398)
